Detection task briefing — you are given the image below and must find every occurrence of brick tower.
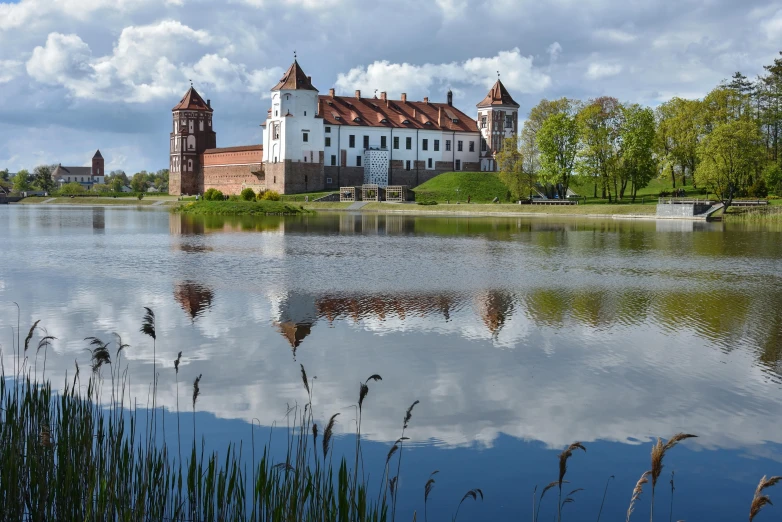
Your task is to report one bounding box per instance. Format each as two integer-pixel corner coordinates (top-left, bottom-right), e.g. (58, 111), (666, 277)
(169, 87), (216, 195)
(91, 150), (104, 177)
(476, 79), (519, 172)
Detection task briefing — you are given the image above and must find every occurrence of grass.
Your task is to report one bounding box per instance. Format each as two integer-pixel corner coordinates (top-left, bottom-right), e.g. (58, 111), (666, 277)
(17, 196), (170, 206)
(1, 311), (778, 522)
(725, 205), (782, 222)
(281, 191), (337, 202)
(361, 202), (657, 216)
(412, 172), (512, 203)
(174, 200), (311, 216)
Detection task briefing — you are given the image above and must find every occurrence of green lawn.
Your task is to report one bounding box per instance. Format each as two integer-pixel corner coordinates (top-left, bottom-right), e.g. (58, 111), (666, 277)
(175, 200), (310, 215)
(413, 172), (512, 203)
(17, 196), (167, 206)
(362, 202), (656, 215)
(280, 190), (337, 202)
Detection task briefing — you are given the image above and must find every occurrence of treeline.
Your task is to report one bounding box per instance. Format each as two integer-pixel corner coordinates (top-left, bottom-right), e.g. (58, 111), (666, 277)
(0, 167), (169, 194)
(498, 52), (782, 206)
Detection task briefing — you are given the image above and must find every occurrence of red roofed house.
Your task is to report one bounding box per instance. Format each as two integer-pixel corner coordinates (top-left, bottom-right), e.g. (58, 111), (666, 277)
(169, 60), (519, 196)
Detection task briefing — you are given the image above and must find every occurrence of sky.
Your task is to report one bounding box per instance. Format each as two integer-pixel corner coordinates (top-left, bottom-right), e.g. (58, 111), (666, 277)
(1, 0), (781, 174)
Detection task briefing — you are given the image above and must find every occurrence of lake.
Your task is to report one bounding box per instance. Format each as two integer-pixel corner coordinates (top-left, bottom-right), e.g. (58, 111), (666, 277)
(2, 204), (782, 521)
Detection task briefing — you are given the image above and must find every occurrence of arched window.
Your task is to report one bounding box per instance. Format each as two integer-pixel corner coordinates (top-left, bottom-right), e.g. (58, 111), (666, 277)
(187, 159), (193, 172)
(199, 120), (204, 131)
(188, 120), (194, 133)
(187, 135), (196, 150)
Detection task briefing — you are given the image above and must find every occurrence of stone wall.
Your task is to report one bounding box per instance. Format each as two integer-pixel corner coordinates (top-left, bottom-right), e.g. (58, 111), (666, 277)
(264, 158), (326, 194)
(170, 171), (200, 196)
(656, 203), (712, 219)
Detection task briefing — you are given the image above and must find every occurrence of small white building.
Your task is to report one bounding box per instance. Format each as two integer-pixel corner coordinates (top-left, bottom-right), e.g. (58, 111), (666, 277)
(51, 150), (106, 188)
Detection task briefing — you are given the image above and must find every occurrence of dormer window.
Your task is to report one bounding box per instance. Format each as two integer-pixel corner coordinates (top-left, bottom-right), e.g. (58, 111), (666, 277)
(452, 118), (458, 123)
(425, 121), (432, 126)
(354, 117), (361, 123)
(402, 119), (410, 124)
(381, 118), (388, 123)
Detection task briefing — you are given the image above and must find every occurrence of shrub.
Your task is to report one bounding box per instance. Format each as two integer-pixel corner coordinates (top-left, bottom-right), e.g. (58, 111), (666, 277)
(261, 190), (280, 201)
(763, 163), (782, 188)
(659, 190), (670, 198)
(137, 193), (144, 201)
(58, 182), (86, 195)
(203, 188), (224, 201)
(240, 188), (256, 201)
(417, 200), (438, 206)
(748, 178), (769, 198)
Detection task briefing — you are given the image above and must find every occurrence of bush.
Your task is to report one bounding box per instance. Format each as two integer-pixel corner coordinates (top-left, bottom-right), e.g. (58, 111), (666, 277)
(137, 193), (144, 201)
(58, 182), (86, 196)
(417, 200), (438, 206)
(748, 178), (769, 198)
(261, 190), (280, 201)
(240, 188), (256, 201)
(203, 188), (224, 201)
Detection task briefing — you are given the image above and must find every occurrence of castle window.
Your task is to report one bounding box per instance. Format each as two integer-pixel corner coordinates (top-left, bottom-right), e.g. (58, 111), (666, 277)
(305, 175), (308, 183)
(422, 139), (428, 151)
(188, 120), (194, 133)
(304, 156), (307, 162)
(349, 135), (355, 148)
(325, 137), (331, 147)
(469, 141), (475, 152)
(445, 140), (451, 151)
(505, 115), (513, 128)
(428, 158), (433, 169)
(381, 136), (387, 149)
(303, 132), (309, 142)
(199, 120), (204, 131)
(356, 156), (362, 167)
(274, 176), (276, 183)
(304, 111), (307, 116)
(434, 140), (440, 151)
(275, 110), (278, 117)
(455, 159), (461, 170)
(363, 135), (369, 149)
(482, 140), (487, 152)
(326, 126), (331, 133)
(393, 136), (399, 149)
(331, 155), (336, 165)
(481, 116), (487, 128)
(405, 137), (412, 150)
(405, 160), (411, 171)
(457, 140), (463, 152)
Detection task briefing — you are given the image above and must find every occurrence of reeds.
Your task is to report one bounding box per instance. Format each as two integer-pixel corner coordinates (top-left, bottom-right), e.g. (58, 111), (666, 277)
(749, 475), (782, 522)
(649, 433), (696, 522)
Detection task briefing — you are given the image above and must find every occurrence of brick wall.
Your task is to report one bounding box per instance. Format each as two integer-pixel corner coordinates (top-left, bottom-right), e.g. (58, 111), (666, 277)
(324, 166), (364, 188)
(203, 164), (264, 195)
(170, 171), (199, 195)
(283, 157), (325, 194)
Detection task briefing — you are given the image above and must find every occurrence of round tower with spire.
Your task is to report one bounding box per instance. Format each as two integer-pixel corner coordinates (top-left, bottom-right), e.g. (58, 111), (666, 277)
(169, 86), (216, 195)
(476, 76), (520, 171)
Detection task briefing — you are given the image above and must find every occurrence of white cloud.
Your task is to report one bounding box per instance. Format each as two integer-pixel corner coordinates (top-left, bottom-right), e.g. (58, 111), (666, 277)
(24, 21), (280, 103)
(335, 48), (551, 100)
(0, 60), (23, 83)
(547, 42), (563, 63)
(594, 28), (637, 43)
(761, 10), (782, 40)
(585, 62), (623, 80)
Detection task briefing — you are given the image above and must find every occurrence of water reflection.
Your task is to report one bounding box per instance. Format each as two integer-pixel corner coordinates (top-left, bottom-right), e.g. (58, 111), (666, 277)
(173, 281), (214, 321)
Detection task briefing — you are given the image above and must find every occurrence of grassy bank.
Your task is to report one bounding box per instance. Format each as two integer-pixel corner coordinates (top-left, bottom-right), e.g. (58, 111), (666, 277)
(359, 202), (657, 216)
(413, 172), (512, 203)
(725, 205), (782, 222)
(17, 196), (175, 206)
(175, 200), (311, 216)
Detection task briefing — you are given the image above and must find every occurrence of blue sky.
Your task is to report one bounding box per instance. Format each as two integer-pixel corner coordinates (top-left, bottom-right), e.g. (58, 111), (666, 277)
(1, 0), (781, 174)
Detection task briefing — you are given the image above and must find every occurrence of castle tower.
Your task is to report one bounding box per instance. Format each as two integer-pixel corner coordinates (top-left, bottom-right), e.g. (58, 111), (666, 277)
(169, 87), (216, 195)
(91, 150), (104, 177)
(261, 59), (325, 194)
(476, 79), (519, 171)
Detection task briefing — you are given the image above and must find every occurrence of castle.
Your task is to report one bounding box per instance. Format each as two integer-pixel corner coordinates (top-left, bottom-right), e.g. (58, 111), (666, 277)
(169, 59), (519, 196)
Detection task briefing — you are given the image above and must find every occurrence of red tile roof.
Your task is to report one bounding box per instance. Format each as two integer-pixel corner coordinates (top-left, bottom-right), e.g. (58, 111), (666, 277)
(318, 95), (478, 132)
(172, 87), (213, 112)
(476, 79), (519, 108)
(271, 60), (317, 91)
(203, 145), (263, 154)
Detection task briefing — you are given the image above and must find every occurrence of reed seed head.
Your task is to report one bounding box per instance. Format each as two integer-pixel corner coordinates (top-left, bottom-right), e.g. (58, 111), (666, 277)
(626, 470), (651, 522)
(404, 400), (420, 430)
(323, 412), (339, 459)
(300, 364), (310, 396)
(651, 433), (696, 488)
(750, 475), (782, 522)
(24, 320), (41, 352)
(192, 374), (202, 409)
(558, 442), (586, 487)
(365, 374), (382, 384)
(140, 307), (156, 340)
(358, 383), (369, 409)
(386, 443), (399, 465)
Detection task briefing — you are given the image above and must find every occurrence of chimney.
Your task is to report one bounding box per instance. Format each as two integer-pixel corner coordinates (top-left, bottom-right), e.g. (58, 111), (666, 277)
(206, 99), (211, 108)
(355, 90), (361, 99)
(401, 93), (407, 103)
(438, 107), (442, 126)
(413, 108), (417, 119)
(380, 91), (387, 101)
(308, 76), (312, 84)
(329, 88), (335, 97)
(423, 97), (429, 103)
(447, 90), (453, 107)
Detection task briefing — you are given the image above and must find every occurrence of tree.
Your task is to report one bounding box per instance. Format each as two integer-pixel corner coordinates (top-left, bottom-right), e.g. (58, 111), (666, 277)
(33, 165), (55, 193)
(109, 170), (128, 185)
(496, 136), (537, 201)
(537, 112), (579, 198)
(655, 98), (703, 187)
(618, 104), (657, 202)
(110, 177), (124, 192)
(59, 182), (86, 195)
(696, 119), (764, 207)
(12, 169), (31, 193)
(520, 98), (579, 176)
(130, 171), (149, 193)
(0, 168), (9, 182)
(576, 97), (623, 200)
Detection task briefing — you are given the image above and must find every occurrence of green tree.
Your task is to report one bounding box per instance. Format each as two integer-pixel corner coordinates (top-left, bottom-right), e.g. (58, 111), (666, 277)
(0, 168), (9, 182)
(618, 104), (657, 202)
(12, 169), (31, 193)
(537, 112), (579, 198)
(496, 136), (537, 201)
(59, 182), (86, 195)
(130, 171), (148, 193)
(110, 177), (124, 192)
(33, 165), (55, 193)
(696, 119), (764, 207)
(655, 98), (703, 187)
(576, 97), (623, 200)
(520, 98), (579, 176)
(109, 170), (128, 185)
